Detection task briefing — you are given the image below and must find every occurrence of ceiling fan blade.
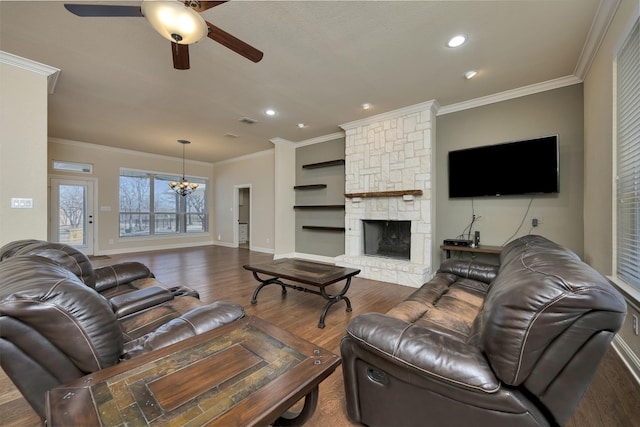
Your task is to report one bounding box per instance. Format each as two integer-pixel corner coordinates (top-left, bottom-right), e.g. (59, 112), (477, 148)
(189, 1), (228, 13)
(172, 42), (190, 70)
(64, 4), (143, 17)
(205, 21), (263, 63)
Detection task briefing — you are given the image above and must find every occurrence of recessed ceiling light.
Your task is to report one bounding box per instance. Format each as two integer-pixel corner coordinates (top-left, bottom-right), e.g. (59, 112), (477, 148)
(464, 70), (478, 80)
(297, 123), (306, 128)
(265, 109), (276, 116)
(447, 34), (467, 48)
(361, 103), (372, 110)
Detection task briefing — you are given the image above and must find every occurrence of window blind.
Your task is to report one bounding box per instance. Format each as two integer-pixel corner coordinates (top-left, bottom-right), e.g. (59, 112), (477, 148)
(616, 19), (640, 288)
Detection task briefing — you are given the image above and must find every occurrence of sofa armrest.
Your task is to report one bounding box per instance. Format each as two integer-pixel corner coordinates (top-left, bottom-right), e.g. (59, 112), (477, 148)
(438, 259), (499, 284)
(121, 301), (245, 359)
(346, 313), (499, 393)
(94, 262), (154, 293)
(109, 286), (174, 318)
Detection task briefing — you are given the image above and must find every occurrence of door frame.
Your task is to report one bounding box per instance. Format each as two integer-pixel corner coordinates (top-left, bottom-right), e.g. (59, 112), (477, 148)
(48, 175), (98, 255)
(233, 184), (252, 248)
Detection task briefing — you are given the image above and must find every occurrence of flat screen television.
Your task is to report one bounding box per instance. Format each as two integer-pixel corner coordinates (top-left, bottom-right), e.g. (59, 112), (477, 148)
(448, 135), (559, 198)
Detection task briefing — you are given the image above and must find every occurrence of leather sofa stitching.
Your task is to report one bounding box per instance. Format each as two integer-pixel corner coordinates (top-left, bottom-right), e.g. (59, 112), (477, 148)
(392, 322), (414, 356)
(181, 316), (198, 333)
(513, 293), (567, 383)
(0, 299), (103, 370)
(347, 330), (501, 393)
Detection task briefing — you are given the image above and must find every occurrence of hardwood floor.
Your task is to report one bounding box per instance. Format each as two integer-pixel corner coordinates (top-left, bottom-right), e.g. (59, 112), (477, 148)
(2, 245), (639, 426)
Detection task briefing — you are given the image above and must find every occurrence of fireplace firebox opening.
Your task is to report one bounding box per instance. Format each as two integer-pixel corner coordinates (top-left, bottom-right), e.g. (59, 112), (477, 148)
(363, 220), (411, 261)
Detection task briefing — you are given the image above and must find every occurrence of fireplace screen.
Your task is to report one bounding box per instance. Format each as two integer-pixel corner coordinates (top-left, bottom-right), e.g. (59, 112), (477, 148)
(362, 220), (411, 261)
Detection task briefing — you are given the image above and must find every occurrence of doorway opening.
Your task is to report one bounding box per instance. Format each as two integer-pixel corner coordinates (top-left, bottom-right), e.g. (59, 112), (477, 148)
(235, 185), (251, 249)
(49, 176), (97, 255)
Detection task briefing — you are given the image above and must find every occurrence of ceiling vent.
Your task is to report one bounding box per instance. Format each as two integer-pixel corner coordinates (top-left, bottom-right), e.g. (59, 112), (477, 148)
(239, 116), (258, 124)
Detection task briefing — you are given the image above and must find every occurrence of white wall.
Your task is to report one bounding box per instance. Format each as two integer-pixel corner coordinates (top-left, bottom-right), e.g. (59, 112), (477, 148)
(0, 59), (51, 246)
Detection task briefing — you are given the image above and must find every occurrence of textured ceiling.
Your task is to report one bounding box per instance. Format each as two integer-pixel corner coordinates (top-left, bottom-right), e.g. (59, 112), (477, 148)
(0, 0), (605, 163)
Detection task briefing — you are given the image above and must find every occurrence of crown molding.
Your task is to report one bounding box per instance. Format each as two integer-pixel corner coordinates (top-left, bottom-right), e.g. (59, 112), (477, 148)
(49, 137), (214, 168)
(0, 51), (61, 94)
(212, 147), (274, 166)
(574, 0), (621, 79)
(270, 137), (296, 147)
(438, 75), (582, 116)
(340, 100), (440, 131)
(294, 131), (345, 148)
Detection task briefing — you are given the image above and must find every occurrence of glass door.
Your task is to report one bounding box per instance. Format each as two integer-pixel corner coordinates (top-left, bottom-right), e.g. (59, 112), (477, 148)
(49, 178), (95, 255)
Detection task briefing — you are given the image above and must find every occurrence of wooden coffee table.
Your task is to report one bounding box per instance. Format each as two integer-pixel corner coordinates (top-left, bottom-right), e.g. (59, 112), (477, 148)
(244, 259), (360, 328)
(45, 316), (341, 426)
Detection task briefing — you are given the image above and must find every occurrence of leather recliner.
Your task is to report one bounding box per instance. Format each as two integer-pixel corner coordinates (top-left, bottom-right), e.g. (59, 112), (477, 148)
(0, 241), (245, 420)
(341, 235), (627, 427)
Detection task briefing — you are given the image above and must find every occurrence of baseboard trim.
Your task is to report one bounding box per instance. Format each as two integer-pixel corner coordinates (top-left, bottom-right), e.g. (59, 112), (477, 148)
(97, 240), (213, 256)
(611, 334), (640, 387)
(250, 245), (274, 254)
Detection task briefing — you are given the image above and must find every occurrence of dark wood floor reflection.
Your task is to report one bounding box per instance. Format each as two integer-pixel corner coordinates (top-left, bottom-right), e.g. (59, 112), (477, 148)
(2, 245), (639, 426)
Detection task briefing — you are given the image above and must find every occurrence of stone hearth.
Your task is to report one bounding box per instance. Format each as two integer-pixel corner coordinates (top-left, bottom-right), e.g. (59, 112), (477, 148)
(336, 101), (437, 287)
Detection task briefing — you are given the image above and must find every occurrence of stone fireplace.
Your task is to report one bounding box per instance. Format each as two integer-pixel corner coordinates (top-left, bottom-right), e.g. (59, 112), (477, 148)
(336, 101), (437, 287)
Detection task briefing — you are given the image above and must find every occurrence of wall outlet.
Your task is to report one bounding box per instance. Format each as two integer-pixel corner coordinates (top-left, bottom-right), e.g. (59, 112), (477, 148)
(633, 314), (639, 336)
(109, 239), (114, 245)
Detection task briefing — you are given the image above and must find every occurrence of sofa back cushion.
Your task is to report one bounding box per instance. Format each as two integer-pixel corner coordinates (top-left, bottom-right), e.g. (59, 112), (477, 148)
(477, 235), (626, 386)
(0, 255), (123, 373)
(10, 241), (97, 288)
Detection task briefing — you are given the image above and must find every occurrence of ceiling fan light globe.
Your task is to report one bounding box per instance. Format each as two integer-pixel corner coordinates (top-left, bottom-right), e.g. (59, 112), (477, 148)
(141, 0), (208, 45)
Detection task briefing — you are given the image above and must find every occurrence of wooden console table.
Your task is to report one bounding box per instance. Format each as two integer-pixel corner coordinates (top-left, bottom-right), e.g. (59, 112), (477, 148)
(440, 244), (503, 259)
(46, 316), (341, 426)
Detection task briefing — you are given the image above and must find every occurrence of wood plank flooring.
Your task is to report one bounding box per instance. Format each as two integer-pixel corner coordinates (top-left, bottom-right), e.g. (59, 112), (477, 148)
(2, 245), (639, 426)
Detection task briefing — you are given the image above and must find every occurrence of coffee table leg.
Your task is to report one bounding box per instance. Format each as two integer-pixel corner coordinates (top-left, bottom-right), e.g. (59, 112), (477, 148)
(273, 385), (319, 426)
(317, 277), (353, 328)
(250, 272), (287, 304)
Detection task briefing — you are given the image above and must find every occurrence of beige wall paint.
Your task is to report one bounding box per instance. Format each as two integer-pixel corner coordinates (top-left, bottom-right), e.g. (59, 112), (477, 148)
(295, 137), (345, 257)
(48, 139), (215, 254)
(436, 84), (584, 260)
(273, 141), (296, 256)
(213, 149), (275, 253)
(583, 0), (640, 374)
(0, 62), (49, 246)
(583, 0), (638, 273)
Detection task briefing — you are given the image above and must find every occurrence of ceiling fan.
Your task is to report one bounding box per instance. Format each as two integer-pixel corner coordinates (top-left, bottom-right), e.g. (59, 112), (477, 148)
(64, 0), (263, 70)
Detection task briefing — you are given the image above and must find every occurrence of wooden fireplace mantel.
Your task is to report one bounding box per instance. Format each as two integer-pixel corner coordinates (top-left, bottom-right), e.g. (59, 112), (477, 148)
(344, 190), (423, 198)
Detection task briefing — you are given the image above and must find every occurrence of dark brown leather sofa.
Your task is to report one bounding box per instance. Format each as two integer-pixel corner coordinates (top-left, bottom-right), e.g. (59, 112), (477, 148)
(0, 240), (245, 420)
(341, 235), (627, 427)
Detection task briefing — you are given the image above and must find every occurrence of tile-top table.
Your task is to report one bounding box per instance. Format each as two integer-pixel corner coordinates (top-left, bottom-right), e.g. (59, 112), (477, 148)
(46, 316), (341, 426)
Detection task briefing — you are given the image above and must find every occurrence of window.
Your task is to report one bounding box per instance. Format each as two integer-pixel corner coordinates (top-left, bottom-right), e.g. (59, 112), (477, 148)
(616, 19), (640, 290)
(119, 169), (208, 237)
(53, 160), (93, 174)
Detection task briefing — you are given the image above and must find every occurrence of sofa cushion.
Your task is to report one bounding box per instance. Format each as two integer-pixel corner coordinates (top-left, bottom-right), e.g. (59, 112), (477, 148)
(0, 255), (123, 372)
(10, 241), (96, 288)
(478, 236), (627, 386)
(386, 260), (496, 342)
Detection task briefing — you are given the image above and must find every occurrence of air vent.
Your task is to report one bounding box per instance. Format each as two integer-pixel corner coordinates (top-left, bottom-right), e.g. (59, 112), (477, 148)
(225, 133), (239, 138)
(239, 117), (258, 124)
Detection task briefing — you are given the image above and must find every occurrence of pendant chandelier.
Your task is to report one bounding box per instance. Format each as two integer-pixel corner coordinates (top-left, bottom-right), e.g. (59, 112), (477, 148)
(169, 139), (199, 196)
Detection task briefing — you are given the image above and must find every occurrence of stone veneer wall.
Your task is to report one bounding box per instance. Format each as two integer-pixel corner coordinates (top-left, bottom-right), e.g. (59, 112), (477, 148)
(336, 100), (438, 287)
